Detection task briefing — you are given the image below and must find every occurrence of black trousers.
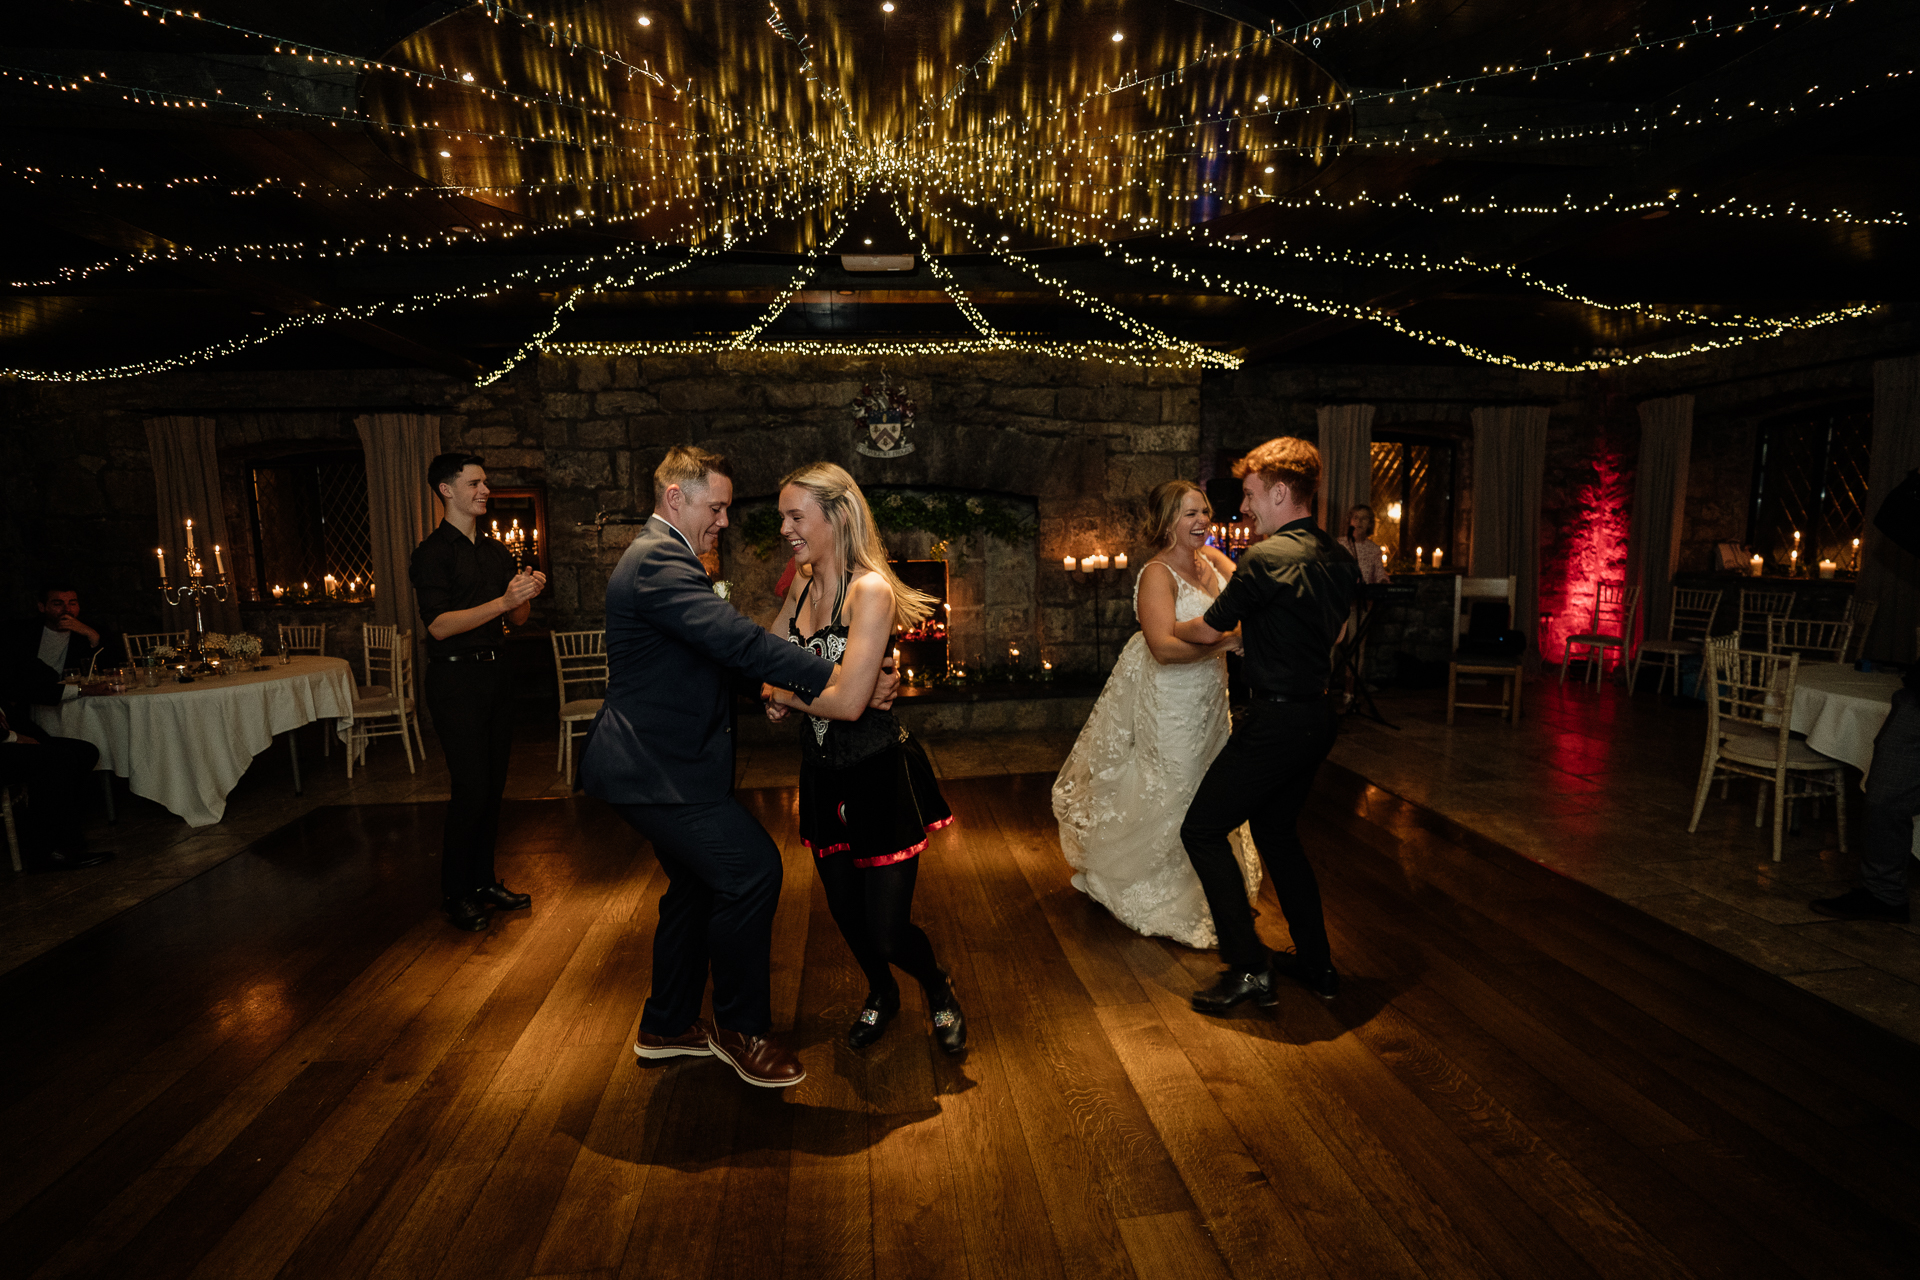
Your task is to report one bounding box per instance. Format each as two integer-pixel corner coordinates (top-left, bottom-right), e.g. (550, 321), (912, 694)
(613, 799), (784, 1037)
(424, 661), (515, 900)
(1181, 698), (1339, 973)
(0, 735), (101, 854)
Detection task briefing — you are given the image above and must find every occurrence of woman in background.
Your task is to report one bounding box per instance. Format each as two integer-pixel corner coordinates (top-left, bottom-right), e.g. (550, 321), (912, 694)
(1051, 480), (1260, 948)
(761, 463), (967, 1055)
(1341, 504), (1390, 585)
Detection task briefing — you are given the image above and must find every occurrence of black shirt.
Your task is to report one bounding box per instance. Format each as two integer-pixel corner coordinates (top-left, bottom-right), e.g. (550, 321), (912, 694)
(1202, 518), (1360, 698)
(410, 520), (518, 657)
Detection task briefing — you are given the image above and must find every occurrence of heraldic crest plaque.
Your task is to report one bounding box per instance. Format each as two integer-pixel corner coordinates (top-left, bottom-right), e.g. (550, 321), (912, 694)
(851, 373), (917, 459)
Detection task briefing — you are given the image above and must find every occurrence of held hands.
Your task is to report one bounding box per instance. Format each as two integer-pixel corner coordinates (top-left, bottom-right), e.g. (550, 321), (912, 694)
(1221, 628), (1245, 656)
(760, 683), (791, 722)
(870, 661), (900, 711)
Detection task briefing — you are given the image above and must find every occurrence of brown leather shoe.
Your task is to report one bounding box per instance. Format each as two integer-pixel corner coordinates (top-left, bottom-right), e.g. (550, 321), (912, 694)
(707, 1027), (806, 1088)
(633, 1018), (715, 1060)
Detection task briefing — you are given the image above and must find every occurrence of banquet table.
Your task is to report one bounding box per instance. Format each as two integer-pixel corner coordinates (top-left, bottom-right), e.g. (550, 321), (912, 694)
(1789, 663), (1903, 777)
(34, 656), (356, 827)
(1785, 663), (1916, 858)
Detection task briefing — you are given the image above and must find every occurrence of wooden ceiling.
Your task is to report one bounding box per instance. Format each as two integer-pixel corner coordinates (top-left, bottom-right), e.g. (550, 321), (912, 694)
(0, 0), (1913, 380)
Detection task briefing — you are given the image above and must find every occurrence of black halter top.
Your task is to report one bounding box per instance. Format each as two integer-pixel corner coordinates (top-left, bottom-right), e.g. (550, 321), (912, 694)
(785, 574), (903, 768)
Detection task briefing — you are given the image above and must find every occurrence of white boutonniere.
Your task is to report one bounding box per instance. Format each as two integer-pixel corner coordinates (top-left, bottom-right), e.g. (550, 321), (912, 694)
(713, 579), (733, 600)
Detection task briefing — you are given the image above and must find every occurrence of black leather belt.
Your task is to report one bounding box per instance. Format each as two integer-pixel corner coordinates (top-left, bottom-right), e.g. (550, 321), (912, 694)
(1251, 688), (1329, 703)
(430, 650), (501, 664)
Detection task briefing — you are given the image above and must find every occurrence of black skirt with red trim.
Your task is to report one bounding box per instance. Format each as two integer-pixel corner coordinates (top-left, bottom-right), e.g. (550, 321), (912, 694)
(798, 733), (953, 868)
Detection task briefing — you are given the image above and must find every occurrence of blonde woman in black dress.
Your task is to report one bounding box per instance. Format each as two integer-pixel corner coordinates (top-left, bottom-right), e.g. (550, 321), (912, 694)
(760, 463), (966, 1054)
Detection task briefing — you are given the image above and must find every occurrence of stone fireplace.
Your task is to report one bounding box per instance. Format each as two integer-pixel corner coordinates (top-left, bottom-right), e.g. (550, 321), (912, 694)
(529, 350), (1204, 676)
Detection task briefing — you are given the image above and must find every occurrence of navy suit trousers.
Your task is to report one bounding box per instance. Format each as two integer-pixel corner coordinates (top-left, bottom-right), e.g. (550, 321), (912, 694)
(614, 798), (784, 1037)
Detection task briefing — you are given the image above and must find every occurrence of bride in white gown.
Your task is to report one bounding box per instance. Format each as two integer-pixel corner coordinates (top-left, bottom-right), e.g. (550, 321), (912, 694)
(1052, 481), (1263, 949)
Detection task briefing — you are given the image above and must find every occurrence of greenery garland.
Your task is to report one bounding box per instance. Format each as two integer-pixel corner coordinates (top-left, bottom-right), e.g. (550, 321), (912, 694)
(738, 488), (1032, 559)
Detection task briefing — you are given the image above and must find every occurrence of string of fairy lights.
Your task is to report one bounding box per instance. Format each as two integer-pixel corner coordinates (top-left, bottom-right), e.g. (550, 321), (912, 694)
(0, 0), (1905, 379)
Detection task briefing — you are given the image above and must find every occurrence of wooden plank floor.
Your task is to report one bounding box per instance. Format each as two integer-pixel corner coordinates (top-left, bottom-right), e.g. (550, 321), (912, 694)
(4, 769), (1919, 1280)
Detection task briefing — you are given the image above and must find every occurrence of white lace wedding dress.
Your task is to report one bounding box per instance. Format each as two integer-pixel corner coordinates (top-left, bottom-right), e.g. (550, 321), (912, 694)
(1052, 562), (1261, 949)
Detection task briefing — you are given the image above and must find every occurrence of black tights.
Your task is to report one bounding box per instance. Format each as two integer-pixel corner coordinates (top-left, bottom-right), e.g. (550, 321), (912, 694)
(814, 853), (945, 1003)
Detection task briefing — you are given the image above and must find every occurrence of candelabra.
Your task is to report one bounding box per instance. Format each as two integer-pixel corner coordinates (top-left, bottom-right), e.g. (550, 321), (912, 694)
(154, 517), (230, 668)
(490, 518), (540, 570)
(1067, 553), (1128, 673)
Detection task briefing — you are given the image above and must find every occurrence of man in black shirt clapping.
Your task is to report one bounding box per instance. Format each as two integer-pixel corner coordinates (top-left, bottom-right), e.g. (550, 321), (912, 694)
(1172, 437), (1360, 1011)
(411, 452), (546, 931)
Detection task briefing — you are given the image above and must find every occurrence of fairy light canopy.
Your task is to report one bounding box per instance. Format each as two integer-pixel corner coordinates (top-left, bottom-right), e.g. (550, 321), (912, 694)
(0, 0), (1911, 379)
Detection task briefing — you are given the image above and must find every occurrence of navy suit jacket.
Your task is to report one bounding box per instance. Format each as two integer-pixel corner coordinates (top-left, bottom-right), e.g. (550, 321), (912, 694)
(580, 516), (833, 805)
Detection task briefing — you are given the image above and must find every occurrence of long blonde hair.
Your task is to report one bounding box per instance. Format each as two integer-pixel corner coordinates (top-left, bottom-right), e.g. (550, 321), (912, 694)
(779, 462), (935, 629)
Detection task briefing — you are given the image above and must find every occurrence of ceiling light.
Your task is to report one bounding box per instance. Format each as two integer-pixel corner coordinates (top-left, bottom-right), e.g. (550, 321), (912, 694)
(999, 235), (1010, 242)
(863, 238), (873, 245)
(450, 225), (473, 233)
(637, 14), (651, 24)
(1264, 165), (1275, 173)
(438, 150), (451, 157)
(461, 72), (473, 82)
(1111, 31), (1124, 42)
(882, 2), (894, 10)
(575, 208), (586, 215)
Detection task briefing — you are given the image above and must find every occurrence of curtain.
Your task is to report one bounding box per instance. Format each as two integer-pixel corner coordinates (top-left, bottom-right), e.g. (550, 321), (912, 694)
(144, 416), (243, 635)
(1860, 355), (1920, 661)
(1469, 405), (1549, 673)
(1629, 394), (1694, 645)
(355, 414), (441, 641)
(1316, 403), (1376, 537)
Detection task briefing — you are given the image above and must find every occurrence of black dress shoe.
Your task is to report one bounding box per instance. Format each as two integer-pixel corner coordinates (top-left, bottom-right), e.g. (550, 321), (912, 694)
(473, 881), (531, 911)
(848, 990), (900, 1050)
(1191, 967), (1278, 1014)
(1810, 888), (1910, 923)
(927, 982), (967, 1055)
(31, 847), (113, 871)
(444, 895), (491, 932)
(1272, 950), (1340, 1000)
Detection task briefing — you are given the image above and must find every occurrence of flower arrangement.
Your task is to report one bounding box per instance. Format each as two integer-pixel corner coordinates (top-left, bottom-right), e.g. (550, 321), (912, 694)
(713, 580), (733, 601)
(227, 634), (264, 665)
(152, 645), (177, 660)
(201, 632), (228, 654)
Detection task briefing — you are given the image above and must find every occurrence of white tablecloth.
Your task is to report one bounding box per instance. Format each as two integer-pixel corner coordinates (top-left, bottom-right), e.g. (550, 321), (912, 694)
(1789, 664), (1902, 776)
(35, 656), (356, 827)
(1784, 663), (1917, 858)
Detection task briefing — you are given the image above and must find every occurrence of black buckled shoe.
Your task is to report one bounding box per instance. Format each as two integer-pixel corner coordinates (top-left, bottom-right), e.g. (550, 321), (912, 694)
(848, 991), (900, 1050)
(444, 895), (491, 932)
(1190, 967), (1278, 1014)
(1271, 950), (1340, 1000)
(473, 881), (531, 911)
(928, 985), (967, 1055)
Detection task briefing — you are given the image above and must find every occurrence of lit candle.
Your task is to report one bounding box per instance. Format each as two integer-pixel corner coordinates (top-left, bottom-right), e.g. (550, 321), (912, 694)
(184, 517), (196, 555)
(1751, 554), (1764, 576)
(1415, 546), (1424, 568)
(1063, 555), (1078, 571)
(1819, 559), (1837, 579)
(190, 555), (204, 579)
(155, 547), (168, 585)
(1115, 552), (1128, 569)
(212, 544), (224, 576)
(1793, 530), (1801, 545)
(1042, 659), (1052, 671)
(272, 584), (285, 599)
(1009, 645), (1020, 662)
(1432, 549), (1444, 569)
(1852, 536), (1861, 569)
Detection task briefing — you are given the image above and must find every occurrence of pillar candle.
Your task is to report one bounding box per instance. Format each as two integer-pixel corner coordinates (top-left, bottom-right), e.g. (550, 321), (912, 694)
(1063, 555), (1077, 571)
(1819, 559), (1836, 579)
(155, 547), (168, 586)
(1432, 549), (1444, 569)
(1115, 552), (1128, 569)
(184, 518), (196, 555)
(1750, 554), (1764, 576)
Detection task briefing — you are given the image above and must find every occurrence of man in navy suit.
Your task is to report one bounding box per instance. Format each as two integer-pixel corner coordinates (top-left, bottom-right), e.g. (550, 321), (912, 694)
(582, 445), (890, 1088)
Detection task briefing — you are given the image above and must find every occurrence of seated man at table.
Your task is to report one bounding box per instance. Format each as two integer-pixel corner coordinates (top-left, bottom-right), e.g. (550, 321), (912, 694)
(0, 649), (113, 870)
(1811, 667), (1920, 924)
(7, 582), (118, 678)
